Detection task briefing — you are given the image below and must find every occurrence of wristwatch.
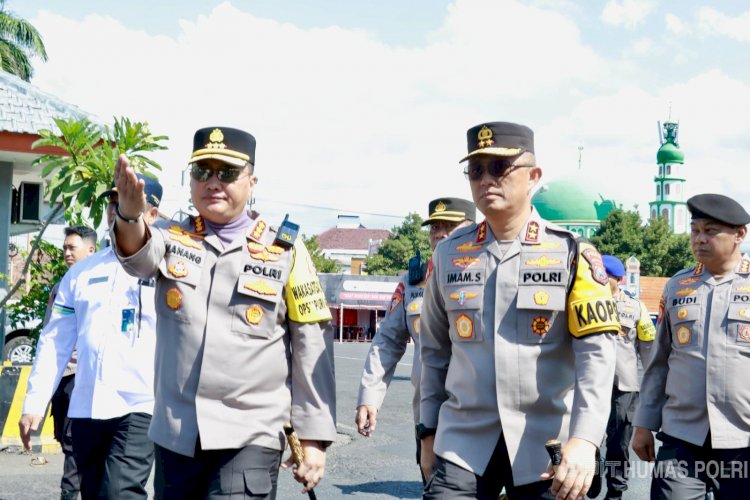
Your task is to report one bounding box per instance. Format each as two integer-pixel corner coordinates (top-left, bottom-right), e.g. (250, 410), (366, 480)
(415, 423), (436, 440)
(116, 203), (143, 224)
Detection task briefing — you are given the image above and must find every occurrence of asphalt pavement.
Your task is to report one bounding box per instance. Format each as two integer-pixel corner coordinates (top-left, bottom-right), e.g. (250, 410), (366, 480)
(0, 342), (653, 499)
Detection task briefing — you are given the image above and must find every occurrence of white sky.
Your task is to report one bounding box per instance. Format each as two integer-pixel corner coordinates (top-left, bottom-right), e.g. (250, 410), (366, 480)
(14, 0), (750, 234)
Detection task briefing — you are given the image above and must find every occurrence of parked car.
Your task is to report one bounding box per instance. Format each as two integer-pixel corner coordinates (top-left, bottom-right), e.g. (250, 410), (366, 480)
(3, 314), (39, 363)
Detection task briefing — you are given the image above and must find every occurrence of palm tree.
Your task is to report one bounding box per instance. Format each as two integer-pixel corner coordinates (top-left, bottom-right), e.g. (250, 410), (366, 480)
(0, 0), (47, 81)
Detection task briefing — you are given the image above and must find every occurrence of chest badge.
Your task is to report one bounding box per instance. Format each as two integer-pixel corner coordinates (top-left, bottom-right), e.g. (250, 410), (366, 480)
(675, 288), (697, 297)
(167, 226), (204, 250)
(738, 325), (750, 342)
(247, 242), (284, 262)
(534, 290), (550, 306)
(168, 260), (188, 278)
(525, 256), (561, 268)
(245, 305), (264, 325)
(456, 241), (483, 253)
(408, 300), (420, 313)
(676, 326), (691, 345)
(455, 314), (474, 338)
(678, 277), (700, 286)
(413, 317), (420, 335)
(677, 307), (688, 320)
(449, 290), (478, 306)
(452, 256), (480, 269)
(244, 280), (277, 296)
(531, 316), (551, 335)
(165, 288), (183, 310)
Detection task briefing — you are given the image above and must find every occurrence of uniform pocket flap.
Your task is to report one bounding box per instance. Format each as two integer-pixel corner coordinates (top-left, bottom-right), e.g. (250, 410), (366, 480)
(668, 304), (701, 325)
(517, 285), (566, 311)
(237, 272), (283, 303)
(727, 302), (750, 322)
(243, 468), (272, 495)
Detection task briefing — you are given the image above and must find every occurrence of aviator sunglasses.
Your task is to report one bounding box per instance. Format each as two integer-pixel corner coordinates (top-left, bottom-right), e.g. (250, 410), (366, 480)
(190, 163), (250, 183)
(463, 159), (528, 181)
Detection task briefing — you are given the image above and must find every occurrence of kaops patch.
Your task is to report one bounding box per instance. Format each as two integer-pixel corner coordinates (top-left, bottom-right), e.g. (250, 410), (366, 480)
(455, 314), (474, 338)
(531, 316), (551, 335)
(166, 288), (183, 310)
(245, 304), (264, 325)
(676, 326), (691, 345)
(286, 239), (332, 323)
(168, 260), (188, 278)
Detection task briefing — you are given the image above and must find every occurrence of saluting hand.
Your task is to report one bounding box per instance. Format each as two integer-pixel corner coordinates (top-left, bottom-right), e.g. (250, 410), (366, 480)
(282, 440), (326, 493)
(632, 426), (656, 462)
(114, 154), (147, 219)
(355, 404), (378, 437)
(540, 437), (596, 500)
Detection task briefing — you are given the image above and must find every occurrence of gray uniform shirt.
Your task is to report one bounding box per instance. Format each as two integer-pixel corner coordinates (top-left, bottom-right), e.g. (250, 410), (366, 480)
(613, 290), (655, 392)
(634, 257), (750, 449)
(112, 212), (337, 457)
(357, 272), (424, 424)
(420, 210), (618, 485)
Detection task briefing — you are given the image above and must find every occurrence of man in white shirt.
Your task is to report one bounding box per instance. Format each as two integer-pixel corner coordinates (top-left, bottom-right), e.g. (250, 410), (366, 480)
(19, 175), (163, 499)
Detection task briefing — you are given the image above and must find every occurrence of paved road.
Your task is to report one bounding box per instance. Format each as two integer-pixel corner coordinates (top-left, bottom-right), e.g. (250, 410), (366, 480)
(0, 342), (653, 499)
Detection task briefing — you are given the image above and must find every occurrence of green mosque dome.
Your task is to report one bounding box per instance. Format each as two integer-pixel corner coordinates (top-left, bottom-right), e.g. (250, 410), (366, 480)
(656, 142), (685, 165)
(532, 177), (616, 222)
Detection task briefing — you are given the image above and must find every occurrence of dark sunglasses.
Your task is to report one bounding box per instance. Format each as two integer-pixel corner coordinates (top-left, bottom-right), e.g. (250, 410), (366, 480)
(190, 163), (248, 183)
(463, 160), (527, 181)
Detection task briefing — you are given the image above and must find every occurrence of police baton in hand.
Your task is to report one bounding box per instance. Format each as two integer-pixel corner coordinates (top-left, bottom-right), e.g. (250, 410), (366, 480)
(545, 439), (602, 498)
(284, 424), (318, 500)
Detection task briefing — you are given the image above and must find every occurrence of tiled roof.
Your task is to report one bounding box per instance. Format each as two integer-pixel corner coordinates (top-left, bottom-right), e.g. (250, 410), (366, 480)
(0, 71), (98, 135)
(317, 228), (391, 250)
(639, 276), (669, 314)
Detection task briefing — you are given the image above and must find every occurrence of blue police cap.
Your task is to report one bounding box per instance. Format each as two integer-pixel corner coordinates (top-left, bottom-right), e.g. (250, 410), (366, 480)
(602, 255), (625, 278)
(99, 173), (163, 207)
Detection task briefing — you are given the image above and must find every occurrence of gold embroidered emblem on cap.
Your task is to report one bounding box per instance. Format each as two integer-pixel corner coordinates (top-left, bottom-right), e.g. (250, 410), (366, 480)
(168, 260), (188, 278)
(477, 125), (494, 148)
(244, 280), (277, 296)
(245, 304), (264, 325)
(534, 290), (550, 306)
(435, 201), (447, 212)
(455, 313), (474, 338)
(677, 326), (691, 345)
(207, 128), (226, 149)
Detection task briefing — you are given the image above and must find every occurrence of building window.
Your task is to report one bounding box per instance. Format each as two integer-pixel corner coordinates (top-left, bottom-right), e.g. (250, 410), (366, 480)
(656, 185), (660, 196)
(651, 209), (657, 219)
(659, 165), (663, 176)
(662, 208), (669, 220)
(665, 184), (670, 195)
(666, 165), (672, 175)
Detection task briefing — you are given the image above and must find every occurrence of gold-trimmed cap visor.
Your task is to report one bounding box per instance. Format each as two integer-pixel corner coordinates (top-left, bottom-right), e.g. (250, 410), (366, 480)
(421, 198), (476, 226)
(189, 150), (249, 168)
(460, 121), (534, 163)
(189, 126), (256, 167)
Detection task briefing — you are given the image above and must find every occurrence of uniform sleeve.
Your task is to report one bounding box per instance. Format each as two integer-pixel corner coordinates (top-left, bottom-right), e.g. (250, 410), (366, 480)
(636, 300), (656, 365)
(288, 320), (337, 443)
(23, 270), (78, 415)
(357, 277), (410, 408)
(419, 257), (450, 428)
(110, 222), (165, 280)
(566, 241), (618, 444)
(633, 293), (670, 431)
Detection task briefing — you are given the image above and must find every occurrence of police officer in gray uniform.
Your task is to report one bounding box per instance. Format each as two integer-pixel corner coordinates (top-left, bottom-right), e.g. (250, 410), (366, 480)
(419, 121), (619, 500)
(111, 127), (336, 499)
(355, 197), (475, 479)
(633, 193), (750, 500)
(601, 255), (655, 499)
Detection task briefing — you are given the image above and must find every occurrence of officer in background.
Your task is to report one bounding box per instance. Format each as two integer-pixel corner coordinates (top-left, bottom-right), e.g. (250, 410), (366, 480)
(355, 197), (475, 480)
(419, 121), (618, 500)
(601, 255), (655, 500)
(111, 127), (336, 499)
(45, 225), (97, 500)
(633, 193), (750, 499)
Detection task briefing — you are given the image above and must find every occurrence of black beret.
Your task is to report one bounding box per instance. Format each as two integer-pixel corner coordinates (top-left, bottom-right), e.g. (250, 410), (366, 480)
(460, 121), (534, 162)
(421, 197), (476, 226)
(687, 193), (750, 226)
(189, 127), (256, 167)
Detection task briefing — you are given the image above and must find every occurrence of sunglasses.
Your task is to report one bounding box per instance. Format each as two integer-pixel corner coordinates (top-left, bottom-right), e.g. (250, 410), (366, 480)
(463, 160), (527, 181)
(190, 163), (249, 183)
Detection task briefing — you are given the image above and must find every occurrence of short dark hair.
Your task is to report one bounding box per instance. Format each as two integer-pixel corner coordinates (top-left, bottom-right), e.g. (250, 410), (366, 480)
(64, 225), (97, 247)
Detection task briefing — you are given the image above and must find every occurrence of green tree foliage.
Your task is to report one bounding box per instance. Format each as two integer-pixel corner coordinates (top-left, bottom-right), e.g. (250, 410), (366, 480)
(365, 213), (430, 276)
(34, 117), (167, 228)
(0, 0), (48, 81)
(303, 235), (340, 273)
(6, 240), (68, 341)
(591, 208), (694, 277)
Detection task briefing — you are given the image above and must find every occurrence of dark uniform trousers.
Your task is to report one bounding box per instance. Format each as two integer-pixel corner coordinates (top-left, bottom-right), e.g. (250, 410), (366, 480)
(424, 432), (555, 500)
(604, 388), (638, 498)
(71, 412), (154, 499)
(651, 432), (750, 500)
(154, 441), (283, 499)
(51, 374), (81, 496)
